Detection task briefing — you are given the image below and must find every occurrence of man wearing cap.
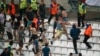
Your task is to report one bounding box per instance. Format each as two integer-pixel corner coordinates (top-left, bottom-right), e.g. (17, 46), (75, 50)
(83, 23), (92, 49)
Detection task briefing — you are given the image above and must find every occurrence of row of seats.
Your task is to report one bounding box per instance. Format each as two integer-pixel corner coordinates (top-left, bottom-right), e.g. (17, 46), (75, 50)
(46, 25), (100, 36)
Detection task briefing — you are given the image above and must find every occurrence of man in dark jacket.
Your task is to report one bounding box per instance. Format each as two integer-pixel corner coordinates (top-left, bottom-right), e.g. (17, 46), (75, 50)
(70, 24), (81, 54)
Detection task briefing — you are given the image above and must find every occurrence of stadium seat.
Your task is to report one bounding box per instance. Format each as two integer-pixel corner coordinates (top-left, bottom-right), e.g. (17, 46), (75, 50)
(54, 47), (61, 53)
(93, 52), (100, 56)
(67, 49), (74, 56)
(61, 41), (67, 47)
(86, 51), (93, 56)
(53, 40), (61, 46)
(61, 48), (67, 54)
(80, 50), (87, 56)
(67, 42), (73, 48)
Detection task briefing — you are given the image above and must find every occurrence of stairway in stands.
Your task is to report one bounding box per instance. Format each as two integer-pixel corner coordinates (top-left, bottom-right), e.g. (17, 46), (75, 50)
(0, 19), (100, 56)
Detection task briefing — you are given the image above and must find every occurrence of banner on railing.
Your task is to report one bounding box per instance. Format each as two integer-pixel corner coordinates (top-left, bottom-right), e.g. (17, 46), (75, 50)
(86, 0), (100, 6)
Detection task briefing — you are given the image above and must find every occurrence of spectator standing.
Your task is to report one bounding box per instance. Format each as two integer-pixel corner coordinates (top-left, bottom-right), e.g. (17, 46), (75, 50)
(78, 1), (86, 27)
(19, 0), (27, 19)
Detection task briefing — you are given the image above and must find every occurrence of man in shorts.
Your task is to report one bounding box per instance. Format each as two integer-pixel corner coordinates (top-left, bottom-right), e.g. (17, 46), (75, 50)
(51, 15), (64, 44)
(59, 6), (71, 40)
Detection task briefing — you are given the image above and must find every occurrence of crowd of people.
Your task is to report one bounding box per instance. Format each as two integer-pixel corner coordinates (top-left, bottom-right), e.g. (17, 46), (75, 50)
(0, 0), (93, 56)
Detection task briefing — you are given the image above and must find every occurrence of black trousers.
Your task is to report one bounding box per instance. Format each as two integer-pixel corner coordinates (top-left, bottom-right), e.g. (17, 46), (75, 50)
(20, 8), (26, 19)
(73, 39), (78, 54)
(78, 13), (85, 27)
(7, 31), (13, 40)
(10, 14), (15, 26)
(24, 20), (27, 28)
(48, 14), (57, 24)
(83, 35), (92, 48)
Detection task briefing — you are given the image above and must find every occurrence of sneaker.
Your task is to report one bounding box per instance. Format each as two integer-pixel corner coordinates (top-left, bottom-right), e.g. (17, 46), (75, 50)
(25, 46), (28, 49)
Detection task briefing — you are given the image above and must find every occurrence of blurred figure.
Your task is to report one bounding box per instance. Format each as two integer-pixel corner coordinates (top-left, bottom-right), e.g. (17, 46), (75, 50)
(1, 41), (14, 56)
(42, 43), (52, 56)
(5, 19), (13, 41)
(24, 7), (33, 28)
(78, 1), (86, 27)
(25, 26), (38, 49)
(69, 52), (73, 56)
(39, 0), (46, 29)
(16, 26), (25, 55)
(0, 48), (9, 56)
(68, 0), (78, 11)
(51, 14), (71, 44)
(83, 23), (92, 49)
(24, 7), (34, 37)
(31, 0), (38, 16)
(48, 0), (59, 25)
(0, 0), (6, 22)
(13, 13), (22, 41)
(31, 14), (39, 30)
(0, 9), (5, 39)
(7, 0), (16, 26)
(70, 23), (81, 54)
(59, 6), (71, 39)
(0, 0), (6, 13)
(19, 0), (27, 19)
(81, 0), (86, 3)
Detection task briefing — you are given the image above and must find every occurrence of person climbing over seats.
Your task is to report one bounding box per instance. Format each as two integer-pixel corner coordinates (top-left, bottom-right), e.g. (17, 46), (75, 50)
(51, 14), (70, 44)
(59, 6), (71, 39)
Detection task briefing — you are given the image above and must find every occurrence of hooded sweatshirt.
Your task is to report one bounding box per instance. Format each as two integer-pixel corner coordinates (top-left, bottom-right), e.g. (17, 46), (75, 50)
(70, 24), (81, 40)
